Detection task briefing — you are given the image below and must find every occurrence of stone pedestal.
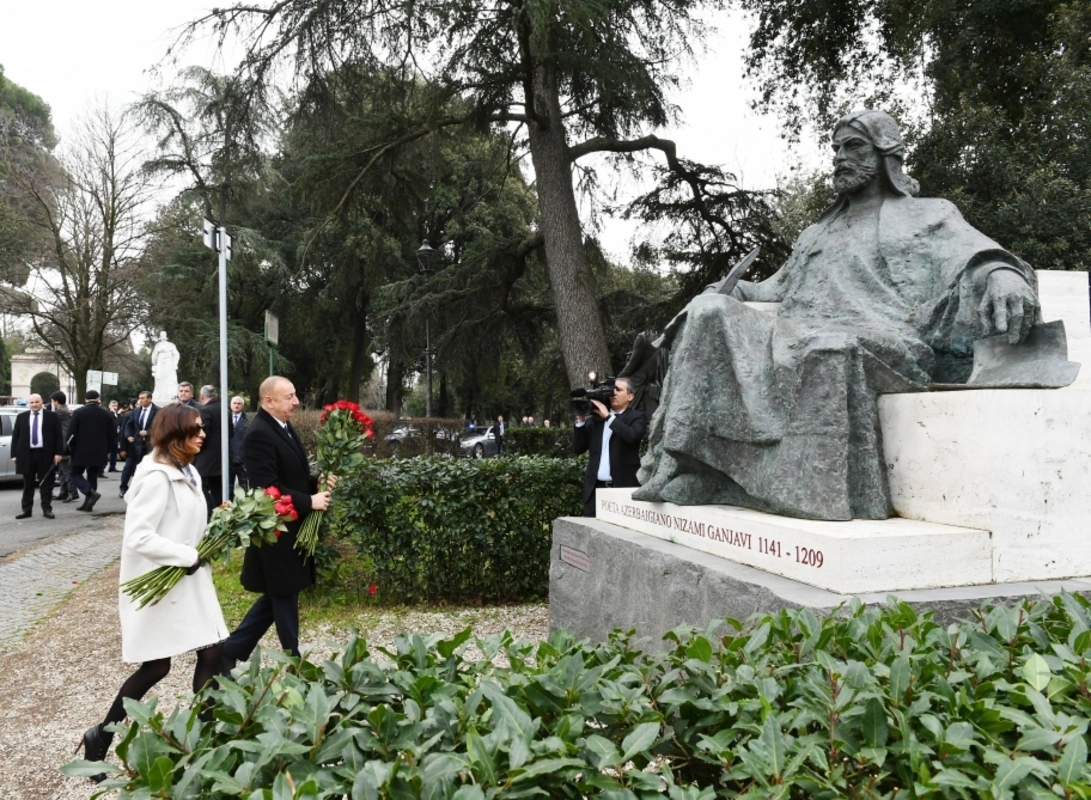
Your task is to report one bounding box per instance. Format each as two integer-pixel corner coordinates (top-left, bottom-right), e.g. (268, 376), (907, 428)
(549, 515), (1091, 651)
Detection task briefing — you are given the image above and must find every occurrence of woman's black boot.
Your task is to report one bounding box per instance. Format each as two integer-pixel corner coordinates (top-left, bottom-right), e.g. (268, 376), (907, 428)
(79, 723), (112, 782)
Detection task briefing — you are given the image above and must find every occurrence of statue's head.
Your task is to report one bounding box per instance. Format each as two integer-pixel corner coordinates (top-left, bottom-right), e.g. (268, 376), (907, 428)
(159, 330), (168, 341)
(831, 110), (919, 198)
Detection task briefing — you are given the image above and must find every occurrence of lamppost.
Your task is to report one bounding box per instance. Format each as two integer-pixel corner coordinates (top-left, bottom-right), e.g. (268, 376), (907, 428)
(52, 340), (62, 397)
(416, 239), (437, 418)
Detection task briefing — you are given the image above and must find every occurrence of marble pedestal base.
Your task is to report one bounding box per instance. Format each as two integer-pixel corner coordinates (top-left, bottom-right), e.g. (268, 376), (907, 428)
(549, 515), (1091, 651)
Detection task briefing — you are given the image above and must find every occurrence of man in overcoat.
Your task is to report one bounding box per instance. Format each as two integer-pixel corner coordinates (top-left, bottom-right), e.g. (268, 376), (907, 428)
(11, 393), (64, 519)
(67, 389), (116, 512)
(194, 385), (224, 515)
(221, 376), (331, 665)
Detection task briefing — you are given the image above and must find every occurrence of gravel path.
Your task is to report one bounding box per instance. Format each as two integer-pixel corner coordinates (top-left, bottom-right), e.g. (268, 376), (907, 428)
(0, 518), (550, 800)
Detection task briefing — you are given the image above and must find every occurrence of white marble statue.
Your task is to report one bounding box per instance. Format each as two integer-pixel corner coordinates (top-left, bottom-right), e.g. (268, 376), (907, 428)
(150, 331), (180, 404)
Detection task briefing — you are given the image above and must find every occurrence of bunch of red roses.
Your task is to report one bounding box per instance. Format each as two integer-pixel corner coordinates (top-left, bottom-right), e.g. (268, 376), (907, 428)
(296, 400), (374, 557)
(263, 485), (299, 525)
(121, 486), (298, 609)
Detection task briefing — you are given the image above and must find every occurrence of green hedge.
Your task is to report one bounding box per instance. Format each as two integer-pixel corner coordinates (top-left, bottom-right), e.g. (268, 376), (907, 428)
(504, 425), (573, 458)
(326, 456), (584, 604)
(68, 595), (1091, 797)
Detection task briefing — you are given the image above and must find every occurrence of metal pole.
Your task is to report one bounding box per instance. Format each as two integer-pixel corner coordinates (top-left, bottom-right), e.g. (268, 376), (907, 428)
(218, 227), (230, 504)
(269, 344), (275, 377)
(425, 318), (432, 418)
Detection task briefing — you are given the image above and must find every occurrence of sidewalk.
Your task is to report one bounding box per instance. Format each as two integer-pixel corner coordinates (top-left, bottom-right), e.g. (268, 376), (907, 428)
(0, 515), (124, 654)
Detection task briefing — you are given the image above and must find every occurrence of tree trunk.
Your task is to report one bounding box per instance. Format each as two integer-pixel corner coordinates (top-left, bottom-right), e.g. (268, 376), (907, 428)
(385, 357), (405, 414)
(526, 64), (612, 388)
(347, 295), (370, 404)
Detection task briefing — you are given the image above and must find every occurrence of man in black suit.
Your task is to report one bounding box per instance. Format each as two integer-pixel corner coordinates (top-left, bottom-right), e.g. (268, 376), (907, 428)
(119, 391), (158, 497)
(67, 390), (115, 512)
(221, 376), (332, 665)
(11, 394), (64, 519)
(573, 377), (648, 517)
(106, 399), (121, 472)
(194, 384), (224, 515)
(229, 395), (249, 491)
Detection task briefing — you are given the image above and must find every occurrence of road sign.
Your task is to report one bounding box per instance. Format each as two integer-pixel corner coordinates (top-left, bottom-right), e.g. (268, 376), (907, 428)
(86, 369), (103, 393)
(265, 311), (279, 345)
(102, 371), (119, 385)
(203, 218), (216, 250)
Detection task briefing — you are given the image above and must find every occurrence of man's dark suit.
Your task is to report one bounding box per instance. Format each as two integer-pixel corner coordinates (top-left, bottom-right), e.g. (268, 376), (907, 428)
(194, 399), (224, 514)
(119, 403), (158, 493)
(67, 401), (116, 497)
(12, 408), (63, 515)
(229, 410), (249, 490)
(222, 408), (318, 661)
(573, 407), (648, 517)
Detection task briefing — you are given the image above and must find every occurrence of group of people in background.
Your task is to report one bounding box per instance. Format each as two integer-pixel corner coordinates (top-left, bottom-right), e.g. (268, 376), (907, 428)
(12, 384), (252, 521)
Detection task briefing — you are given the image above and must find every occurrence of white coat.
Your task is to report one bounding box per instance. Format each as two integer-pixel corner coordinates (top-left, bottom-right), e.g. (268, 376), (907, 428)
(117, 455), (228, 662)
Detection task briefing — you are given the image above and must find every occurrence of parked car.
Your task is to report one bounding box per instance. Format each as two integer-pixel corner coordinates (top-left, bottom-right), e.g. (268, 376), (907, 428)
(0, 406), (26, 482)
(459, 425), (500, 459)
(385, 425), (460, 456)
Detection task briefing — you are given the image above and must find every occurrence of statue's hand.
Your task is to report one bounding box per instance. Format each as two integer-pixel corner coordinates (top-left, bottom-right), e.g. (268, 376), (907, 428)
(977, 269), (1038, 344)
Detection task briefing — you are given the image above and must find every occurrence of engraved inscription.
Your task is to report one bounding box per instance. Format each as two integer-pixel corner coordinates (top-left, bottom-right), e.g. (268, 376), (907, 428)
(603, 499), (825, 570)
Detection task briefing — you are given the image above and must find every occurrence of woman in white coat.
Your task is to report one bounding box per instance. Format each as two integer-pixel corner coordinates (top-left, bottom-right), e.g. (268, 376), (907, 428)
(79, 403), (228, 779)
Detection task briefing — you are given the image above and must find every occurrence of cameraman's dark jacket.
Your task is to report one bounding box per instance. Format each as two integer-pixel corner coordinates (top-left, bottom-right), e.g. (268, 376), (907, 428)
(573, 408), (648, 503)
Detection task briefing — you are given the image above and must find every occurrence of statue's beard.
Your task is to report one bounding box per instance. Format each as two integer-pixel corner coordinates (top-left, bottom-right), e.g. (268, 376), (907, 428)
(833, 161), (880, 194)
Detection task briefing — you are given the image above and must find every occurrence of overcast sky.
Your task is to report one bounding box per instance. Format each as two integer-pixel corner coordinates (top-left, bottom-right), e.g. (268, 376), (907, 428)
(0, 2), (823, 259)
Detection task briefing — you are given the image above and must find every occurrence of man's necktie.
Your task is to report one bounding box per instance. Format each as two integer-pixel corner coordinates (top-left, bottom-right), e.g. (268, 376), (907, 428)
(140, 408), (148, 429)
(31, 412), (39, 447)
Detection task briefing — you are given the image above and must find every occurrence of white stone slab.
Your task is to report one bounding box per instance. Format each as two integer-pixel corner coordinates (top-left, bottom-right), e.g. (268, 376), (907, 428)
(595, 489), (993, 594)
(881, 270), (1091, 582)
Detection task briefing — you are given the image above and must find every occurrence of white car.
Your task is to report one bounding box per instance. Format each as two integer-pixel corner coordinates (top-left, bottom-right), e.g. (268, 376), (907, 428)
(0, 406), (26, 482)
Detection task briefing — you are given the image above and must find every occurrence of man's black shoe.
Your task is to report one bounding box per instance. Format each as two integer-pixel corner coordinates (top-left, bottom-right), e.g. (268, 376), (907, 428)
(43, 510), (55, 519)
(119, 488), (127, 498)
(62, 494), (77, 503)
(15, 511), (31, 519)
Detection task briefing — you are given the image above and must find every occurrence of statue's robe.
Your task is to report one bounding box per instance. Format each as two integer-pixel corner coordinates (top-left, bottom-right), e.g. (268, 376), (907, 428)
(634, 195), (1035, 520)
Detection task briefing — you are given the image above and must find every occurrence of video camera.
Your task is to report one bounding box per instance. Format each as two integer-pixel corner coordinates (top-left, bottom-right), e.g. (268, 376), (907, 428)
(570, 371), (615, 416)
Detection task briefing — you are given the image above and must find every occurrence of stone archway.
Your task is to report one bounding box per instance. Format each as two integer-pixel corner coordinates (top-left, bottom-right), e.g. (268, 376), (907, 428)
(30, 371), (60, 398)
(10, 348), (73, 402)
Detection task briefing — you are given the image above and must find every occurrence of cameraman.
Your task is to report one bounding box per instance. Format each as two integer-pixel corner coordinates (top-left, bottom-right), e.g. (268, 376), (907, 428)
(573, 377), (647, 517)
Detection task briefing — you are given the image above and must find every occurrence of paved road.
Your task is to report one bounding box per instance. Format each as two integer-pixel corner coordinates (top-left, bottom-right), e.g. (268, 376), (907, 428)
(0, 469), (128, 559)
(0, 470), (128, 652)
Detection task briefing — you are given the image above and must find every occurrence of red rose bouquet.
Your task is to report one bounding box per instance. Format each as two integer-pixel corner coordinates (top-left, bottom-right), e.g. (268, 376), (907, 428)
(120, 486), (297, 609)
(295, 400), (373, 557)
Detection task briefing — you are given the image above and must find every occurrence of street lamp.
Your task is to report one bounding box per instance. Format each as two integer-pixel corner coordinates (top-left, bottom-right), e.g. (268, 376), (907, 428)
(416, 239), (437, 418)
(52, 341), (62, 397)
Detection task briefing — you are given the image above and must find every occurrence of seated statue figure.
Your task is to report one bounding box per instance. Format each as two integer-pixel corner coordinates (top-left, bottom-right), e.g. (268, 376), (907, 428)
(634, 110), (1041, 521)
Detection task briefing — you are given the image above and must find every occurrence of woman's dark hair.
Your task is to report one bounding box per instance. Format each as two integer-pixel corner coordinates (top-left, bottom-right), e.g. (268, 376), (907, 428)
(150, 404), (202, 466)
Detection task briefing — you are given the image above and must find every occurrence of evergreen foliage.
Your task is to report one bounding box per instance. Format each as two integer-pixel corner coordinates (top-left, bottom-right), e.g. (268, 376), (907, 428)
(68, 594), (1091, 797)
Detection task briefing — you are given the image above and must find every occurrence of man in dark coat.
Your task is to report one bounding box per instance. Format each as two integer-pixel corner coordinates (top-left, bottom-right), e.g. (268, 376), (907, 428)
(221, 376), (331, 665)
(119, 391), (158, 497)
(11, 393), (64, 519)
(107, 399), (121, 472)
(50, 391), (76, 503)
(573, 377), (648, 517)
(194, 385), (224, 515)
(67, 390), (116, 512)
(229, 395), (249, 491)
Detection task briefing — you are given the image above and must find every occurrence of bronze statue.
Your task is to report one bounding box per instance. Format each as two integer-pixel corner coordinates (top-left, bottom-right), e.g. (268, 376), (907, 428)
(634, 110), (1050, 521)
